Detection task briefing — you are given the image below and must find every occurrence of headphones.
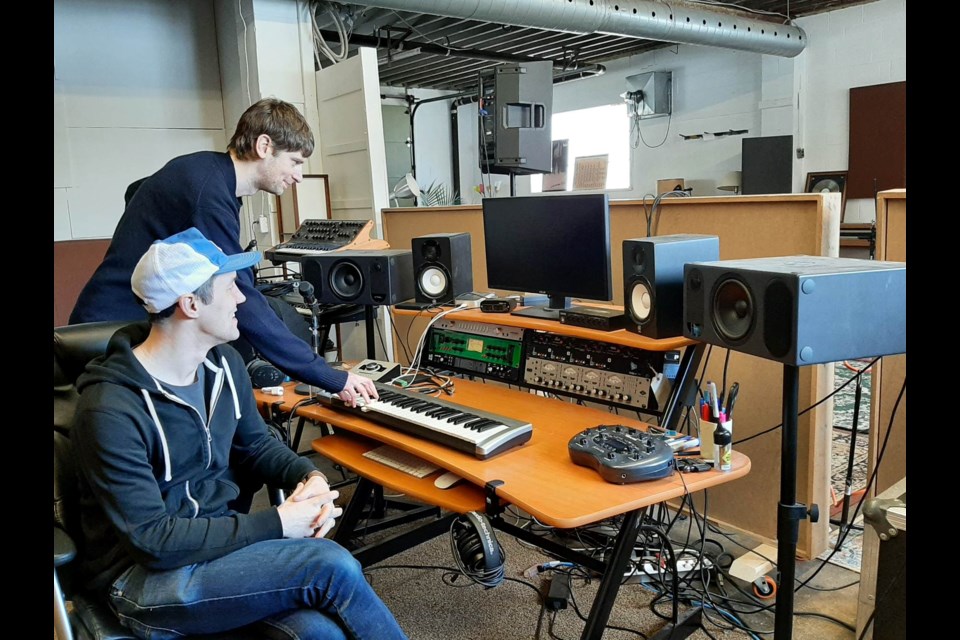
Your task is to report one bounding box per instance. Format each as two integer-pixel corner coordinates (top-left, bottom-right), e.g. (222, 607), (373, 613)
(246, 357), (284, 389)
(450, 511), (504, 589)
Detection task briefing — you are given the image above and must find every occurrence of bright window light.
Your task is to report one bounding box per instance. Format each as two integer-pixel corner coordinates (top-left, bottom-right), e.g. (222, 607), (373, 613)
(531, 103), (631, 192)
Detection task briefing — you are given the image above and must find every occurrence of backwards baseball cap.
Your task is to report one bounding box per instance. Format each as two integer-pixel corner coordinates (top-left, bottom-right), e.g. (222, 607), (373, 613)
(131, 227), (262, 313)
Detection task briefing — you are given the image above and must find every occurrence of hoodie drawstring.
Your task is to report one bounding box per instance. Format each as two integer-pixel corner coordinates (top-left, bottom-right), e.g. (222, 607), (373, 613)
(140, 388), (173, 481)
(221, 356), (242, 420)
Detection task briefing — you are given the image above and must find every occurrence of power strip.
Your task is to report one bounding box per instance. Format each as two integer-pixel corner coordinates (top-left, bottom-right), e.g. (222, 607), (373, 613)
(623, 553), (714, 583)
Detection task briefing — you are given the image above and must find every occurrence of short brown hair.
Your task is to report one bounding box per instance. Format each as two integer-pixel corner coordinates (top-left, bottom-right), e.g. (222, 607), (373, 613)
(228, 98), (315, 160)
(146, 277), (216, 324)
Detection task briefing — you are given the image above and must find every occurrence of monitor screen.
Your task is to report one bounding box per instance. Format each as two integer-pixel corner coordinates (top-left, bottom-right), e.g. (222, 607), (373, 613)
(482, 194), (612, 319)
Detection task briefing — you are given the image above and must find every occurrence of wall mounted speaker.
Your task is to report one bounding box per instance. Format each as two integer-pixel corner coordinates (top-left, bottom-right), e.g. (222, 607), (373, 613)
(478, 61), (554, 175)
(300, 250), (415, 306)
(623, 235), (719, 339)
(412, 232), (474, 305)
(683, 256), (906, 365)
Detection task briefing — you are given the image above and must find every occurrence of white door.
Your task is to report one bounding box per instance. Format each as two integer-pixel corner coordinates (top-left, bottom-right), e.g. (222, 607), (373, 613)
(315, 46), (395, 362)
(315, 46), (390, 234)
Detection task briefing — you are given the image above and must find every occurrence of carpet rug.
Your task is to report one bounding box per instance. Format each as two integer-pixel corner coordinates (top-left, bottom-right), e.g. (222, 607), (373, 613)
(821, 359), (873, 572)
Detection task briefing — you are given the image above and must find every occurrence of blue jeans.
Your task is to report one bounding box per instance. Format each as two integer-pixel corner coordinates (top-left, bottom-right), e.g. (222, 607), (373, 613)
(107, 538), (407, 640)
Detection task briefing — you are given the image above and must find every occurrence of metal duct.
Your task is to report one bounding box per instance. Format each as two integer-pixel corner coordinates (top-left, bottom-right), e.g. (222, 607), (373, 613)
(345, 0), (806, 58)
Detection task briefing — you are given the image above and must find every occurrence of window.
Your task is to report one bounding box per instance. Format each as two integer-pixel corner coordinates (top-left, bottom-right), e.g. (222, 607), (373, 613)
(531, 103), (631, 192)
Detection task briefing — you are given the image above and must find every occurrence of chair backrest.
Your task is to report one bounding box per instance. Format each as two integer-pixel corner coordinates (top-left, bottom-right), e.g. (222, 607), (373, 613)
(54, 321), (133, 536)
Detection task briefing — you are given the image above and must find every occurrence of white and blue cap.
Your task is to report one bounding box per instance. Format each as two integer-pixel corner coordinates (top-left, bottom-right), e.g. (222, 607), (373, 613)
(131, 227), (261, 313)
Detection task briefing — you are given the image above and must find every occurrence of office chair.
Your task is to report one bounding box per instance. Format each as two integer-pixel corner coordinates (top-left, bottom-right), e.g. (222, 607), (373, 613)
(54, 321), (137, 640)
(54, 322), (289, 640)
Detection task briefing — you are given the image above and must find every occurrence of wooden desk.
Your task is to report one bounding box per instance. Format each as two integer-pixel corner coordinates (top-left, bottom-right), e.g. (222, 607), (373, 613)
(255, 380), (750, 639)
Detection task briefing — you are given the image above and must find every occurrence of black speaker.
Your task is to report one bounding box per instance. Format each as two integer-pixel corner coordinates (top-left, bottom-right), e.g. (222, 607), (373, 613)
(623, 235), (719, 339)
(450, 511), (504, 589)
(741, 135), (793, 195)
(300, 250), (415, 306)
(412, 232), (474, 305)
(683, 256), (906, 365)
(479, 61), (554, 175)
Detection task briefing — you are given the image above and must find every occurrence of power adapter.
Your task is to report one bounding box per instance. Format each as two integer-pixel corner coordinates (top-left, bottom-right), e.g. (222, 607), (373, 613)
(545, 574), (571, 610)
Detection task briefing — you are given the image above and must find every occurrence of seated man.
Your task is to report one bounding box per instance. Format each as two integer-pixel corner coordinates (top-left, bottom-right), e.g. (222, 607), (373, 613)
(72, 227), (407, 640)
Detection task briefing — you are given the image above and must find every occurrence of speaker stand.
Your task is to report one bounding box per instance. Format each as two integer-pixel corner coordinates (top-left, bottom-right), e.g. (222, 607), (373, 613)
(364, 305), (376, 359)
(774, 364), (818, 640)
(295, 297), (325, 396)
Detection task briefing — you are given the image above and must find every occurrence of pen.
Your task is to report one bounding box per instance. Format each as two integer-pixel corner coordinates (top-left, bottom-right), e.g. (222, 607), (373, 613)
(725, 382), (740, 419)
(707, 381), (720, 418)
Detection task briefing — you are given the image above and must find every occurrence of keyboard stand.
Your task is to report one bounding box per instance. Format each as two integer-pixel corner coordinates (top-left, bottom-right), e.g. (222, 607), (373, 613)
(335, 477), (447, 565)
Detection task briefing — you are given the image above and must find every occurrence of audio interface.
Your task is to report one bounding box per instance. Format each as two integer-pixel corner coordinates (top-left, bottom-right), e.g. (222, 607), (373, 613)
(480, 297), (519, 313)
(559, 306), (627, 331)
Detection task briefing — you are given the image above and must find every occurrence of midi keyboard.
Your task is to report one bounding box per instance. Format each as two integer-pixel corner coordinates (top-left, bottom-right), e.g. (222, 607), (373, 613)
(314, 381), (532, 459)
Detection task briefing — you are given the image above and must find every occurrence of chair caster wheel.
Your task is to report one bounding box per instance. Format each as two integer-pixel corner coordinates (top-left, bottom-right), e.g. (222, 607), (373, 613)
(753, 575), (777, 599)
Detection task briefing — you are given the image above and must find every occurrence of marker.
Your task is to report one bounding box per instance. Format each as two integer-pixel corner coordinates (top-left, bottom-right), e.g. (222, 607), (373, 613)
(707, 381), (720, 418)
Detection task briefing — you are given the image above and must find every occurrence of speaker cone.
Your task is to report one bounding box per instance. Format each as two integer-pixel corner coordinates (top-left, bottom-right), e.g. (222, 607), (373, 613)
(628, 280), (653, 323)
(418, 266), (449, 298)
(330, 261), (364, 300)
(713, 277), (754, 342)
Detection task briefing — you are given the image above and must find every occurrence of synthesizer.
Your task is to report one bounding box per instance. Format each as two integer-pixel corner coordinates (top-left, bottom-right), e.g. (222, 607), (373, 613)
(265, 219), (389, 263)
(314, 381), (532, 459)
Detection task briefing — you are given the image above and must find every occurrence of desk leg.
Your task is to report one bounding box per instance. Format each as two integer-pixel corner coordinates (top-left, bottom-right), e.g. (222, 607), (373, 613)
(580, 509), (642, 640)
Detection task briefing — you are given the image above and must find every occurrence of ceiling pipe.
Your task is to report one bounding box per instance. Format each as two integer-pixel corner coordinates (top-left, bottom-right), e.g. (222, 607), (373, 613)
(343, 0), (807, 58)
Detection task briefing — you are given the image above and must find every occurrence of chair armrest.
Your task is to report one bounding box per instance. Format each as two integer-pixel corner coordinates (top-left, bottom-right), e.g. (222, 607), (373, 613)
(55, 526), (77, 567)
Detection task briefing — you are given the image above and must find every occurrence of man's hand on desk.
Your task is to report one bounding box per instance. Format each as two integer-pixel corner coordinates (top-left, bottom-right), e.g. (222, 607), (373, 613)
(337, 371), (379, 408)
(278, 478), (342, 539)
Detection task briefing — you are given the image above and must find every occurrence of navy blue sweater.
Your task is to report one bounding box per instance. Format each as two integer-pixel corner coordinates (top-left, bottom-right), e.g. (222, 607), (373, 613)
(69, 151), (347, 392)
(73, 323), (319, 592)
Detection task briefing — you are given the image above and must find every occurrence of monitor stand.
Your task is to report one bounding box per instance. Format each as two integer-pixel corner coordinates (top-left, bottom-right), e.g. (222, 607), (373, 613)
(510, 295), (570, 321)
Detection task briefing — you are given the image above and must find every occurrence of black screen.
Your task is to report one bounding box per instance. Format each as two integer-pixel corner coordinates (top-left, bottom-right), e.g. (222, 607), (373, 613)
(482, 194), (612, 318)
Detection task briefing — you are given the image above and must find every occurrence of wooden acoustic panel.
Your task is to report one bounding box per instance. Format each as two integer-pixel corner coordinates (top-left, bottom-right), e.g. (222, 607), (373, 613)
(54, 239), (111, 327)
(869, 189), (906, 495)
(382, 193), (840, 559)
(848, 82), (906, 199)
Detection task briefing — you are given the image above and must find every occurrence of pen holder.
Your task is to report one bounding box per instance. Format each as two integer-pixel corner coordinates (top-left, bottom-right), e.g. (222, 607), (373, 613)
(698, 419), (732, 462)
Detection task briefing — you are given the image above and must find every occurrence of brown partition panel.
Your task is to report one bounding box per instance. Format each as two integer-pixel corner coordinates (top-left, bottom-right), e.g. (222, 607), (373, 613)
(54, 239), (111, 327)
(383, 193), (840, 557)
(870, 190), (906, 495)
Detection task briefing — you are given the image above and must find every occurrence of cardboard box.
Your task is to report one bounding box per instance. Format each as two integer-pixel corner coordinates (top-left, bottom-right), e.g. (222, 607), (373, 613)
(657, 178), (685, 195)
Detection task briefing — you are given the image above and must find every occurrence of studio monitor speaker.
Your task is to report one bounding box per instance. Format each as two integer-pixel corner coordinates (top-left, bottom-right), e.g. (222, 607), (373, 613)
(300, 250), (415, 306)
(413, 232), (474, 305)
(624, 235), (719, 339)
(683, 256), (906, 365)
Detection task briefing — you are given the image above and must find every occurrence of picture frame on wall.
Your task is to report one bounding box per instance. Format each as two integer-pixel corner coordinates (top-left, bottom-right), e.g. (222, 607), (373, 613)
(805, 171), (848, 222)
(276, 174), (331, 240)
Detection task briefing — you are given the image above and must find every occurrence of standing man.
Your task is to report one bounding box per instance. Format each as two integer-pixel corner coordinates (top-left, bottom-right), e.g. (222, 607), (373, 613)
(73, 228), (407, 639)
(70, 97), (375, 407)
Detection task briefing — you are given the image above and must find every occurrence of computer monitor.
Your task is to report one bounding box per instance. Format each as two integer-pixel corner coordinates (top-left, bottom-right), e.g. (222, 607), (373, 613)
(482, 194), (612, 320)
